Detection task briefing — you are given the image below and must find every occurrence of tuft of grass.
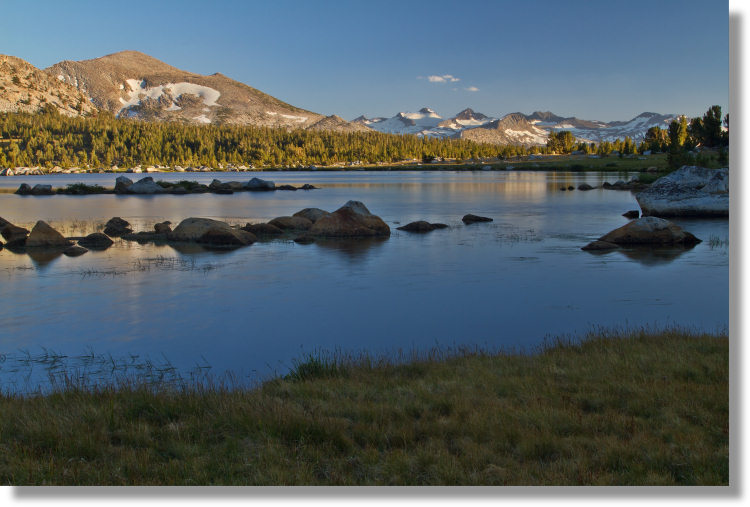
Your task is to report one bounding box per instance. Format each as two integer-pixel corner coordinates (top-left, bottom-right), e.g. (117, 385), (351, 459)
(0, 328), (728, 485)
(59, 183), (108, 194)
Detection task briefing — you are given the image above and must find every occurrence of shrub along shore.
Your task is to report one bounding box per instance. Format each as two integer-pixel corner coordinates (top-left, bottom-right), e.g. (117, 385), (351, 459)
(0, 328), (728, 485)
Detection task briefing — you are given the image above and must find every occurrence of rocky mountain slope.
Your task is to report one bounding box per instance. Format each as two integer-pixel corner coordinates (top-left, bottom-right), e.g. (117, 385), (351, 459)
(460, 113), (549, 146)
(354, 108), (678, 145)
(0, 54), (97, 116)
(46, 50), (330, 129)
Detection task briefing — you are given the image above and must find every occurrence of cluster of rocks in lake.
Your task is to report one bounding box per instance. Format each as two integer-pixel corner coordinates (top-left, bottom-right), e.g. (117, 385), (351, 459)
(580, 166), (728, 252)
(560, 177), (647, 192)
(13, 176), (317, 196)
(1, 198), (500, 259)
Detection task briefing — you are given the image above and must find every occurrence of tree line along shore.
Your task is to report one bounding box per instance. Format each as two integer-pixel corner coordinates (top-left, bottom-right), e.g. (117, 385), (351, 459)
(0, 105), (728, 172)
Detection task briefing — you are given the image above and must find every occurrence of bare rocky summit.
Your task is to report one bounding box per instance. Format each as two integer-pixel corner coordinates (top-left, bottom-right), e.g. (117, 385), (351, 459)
(460, 113), (548, 146)
(45, 50), (329, 129)
(0, 55), (97, 116)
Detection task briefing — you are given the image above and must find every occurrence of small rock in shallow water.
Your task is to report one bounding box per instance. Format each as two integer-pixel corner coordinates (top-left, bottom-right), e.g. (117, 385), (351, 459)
(25, 221), (72, 248)
(581, 240), (620, 251)
(63, 245), (88, 257)
(293, 235), (315, 244)
(103, 217), (132, 237)
(462, 214), (493, 224)
(597, 217), (701, 246)
(622, 210), (640, 219)
(397, 221), (442, 233)
(78, 232), (114, 250)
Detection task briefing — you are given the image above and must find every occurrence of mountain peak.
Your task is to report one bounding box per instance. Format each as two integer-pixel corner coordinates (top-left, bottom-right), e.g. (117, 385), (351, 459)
(454, 108), (488, 121)
(419, 107), (436, 115)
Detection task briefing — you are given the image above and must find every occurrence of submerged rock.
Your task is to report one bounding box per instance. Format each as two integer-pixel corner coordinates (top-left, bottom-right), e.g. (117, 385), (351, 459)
(25, 221), (73, 248)
(635, 166), (729, 217)
(594, 217), (701, 247)
(581, 240), (620, 251)
(196, 228), (256, 248)
(462, 214), (493, 224)
(397, 221), (446, 233)
(63, 245), (88, 257)
(103, 217), (132, 237)
(309, 201), (390, 237)
(293, 235), (316, 244)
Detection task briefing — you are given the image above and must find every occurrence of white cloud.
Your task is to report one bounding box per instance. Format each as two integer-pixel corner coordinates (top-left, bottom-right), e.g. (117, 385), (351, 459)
(424, 74), (460, 83)
(465, 86), (480, 92)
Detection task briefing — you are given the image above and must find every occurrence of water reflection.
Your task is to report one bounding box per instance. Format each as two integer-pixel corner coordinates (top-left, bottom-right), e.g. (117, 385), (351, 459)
(0, 171), (728, 392)
(582, 245), (697, 266)
(617, 246), (696, 266)
(312, 237), (389, 260)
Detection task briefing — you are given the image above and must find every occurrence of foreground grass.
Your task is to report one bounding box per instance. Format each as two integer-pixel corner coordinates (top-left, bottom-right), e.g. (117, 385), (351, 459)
(0, 329), (728, 485)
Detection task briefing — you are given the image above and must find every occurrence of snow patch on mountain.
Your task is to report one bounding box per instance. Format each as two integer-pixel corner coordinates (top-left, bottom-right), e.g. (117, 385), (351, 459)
(118, 79), (221, 113)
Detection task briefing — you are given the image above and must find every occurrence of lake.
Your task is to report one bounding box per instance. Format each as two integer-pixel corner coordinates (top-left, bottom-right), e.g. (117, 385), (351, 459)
(0, 171), (729, 391)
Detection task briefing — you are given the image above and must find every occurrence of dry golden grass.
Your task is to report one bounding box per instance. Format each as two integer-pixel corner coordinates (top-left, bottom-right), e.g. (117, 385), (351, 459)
(0, 328), (728, 485)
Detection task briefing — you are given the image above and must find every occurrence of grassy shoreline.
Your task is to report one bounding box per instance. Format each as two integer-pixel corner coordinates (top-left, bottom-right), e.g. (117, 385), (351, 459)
(0, 328), (728, 485)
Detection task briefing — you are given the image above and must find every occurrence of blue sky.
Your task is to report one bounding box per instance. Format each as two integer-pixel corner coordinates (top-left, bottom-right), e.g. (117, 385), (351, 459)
(1, 0), (728, 121)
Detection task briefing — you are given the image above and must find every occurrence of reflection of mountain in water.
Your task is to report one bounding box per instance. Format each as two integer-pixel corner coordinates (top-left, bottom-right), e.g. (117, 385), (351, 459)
(312, 237), (388, 261)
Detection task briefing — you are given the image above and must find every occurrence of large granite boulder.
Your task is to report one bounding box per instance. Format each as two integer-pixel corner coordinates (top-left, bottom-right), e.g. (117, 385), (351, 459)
(78, 232), (114, 250)
(293, 208), (330, 223)
(127, 176), (166, 194)
(114, 176), (134, 193)
(25, 221), (73, 248)
(309, 201), (390, 237)
(244, 177), (275, 191)
(635, 166), (729, 217)
(167, 218), (236, 242)
(103, 217), (132, 236)
(583, 217), (701, 250)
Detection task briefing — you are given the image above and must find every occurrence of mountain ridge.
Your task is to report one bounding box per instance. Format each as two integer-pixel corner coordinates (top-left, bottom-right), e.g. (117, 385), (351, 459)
(355, 108), (678, 145)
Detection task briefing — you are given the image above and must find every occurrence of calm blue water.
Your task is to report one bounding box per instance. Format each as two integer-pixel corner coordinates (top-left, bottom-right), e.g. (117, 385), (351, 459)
(0, 171), (729, 391)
